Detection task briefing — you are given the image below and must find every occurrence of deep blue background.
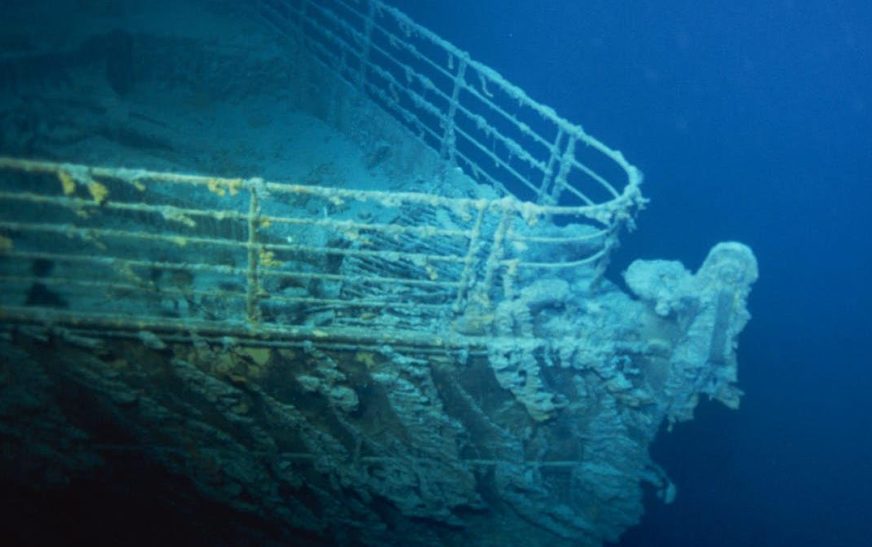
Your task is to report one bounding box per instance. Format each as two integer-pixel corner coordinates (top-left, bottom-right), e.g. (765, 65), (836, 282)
(393, 1), (872, 545)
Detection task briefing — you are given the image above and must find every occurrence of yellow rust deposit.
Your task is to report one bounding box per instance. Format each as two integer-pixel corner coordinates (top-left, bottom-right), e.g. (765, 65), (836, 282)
(354, 351), (377, 367)
(58, 170), (77, 195)
(0, 235), (12, 253)
(259, 248), (282, 268)
(207, 177), (243, 197)
(88, 181), (109, 205)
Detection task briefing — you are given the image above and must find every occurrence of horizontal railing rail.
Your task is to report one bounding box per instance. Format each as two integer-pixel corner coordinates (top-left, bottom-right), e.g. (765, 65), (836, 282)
(254, 0), (643, 216)
(1, 157), (617, 348)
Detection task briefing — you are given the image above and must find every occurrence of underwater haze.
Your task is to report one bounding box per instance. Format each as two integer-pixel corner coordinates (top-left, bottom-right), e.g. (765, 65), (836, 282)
(395, 0), (872, 546)
(1, 0), (870, 546)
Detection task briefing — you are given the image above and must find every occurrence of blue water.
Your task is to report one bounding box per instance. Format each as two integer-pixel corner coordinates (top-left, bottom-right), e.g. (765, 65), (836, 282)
(2, 1), (869, 544)
(394, 1), (872, 545)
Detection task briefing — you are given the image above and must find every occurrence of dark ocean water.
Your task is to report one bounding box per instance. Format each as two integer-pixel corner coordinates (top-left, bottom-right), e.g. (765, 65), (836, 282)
(2, 1), (869, 545)
(393, 1), (872, 545)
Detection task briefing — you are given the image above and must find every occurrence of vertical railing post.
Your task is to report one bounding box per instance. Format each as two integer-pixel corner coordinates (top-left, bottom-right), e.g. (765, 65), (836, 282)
(548, 134), (577, 207)
(452, 201), (487, 314)
(440, 55), (468, 162)
(536, 128), (565, 205)
(471, 201), (512, 309)
(245, 179), (263, 325)
(452, 200), (514, 336)
(479, 201), (513, 306)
